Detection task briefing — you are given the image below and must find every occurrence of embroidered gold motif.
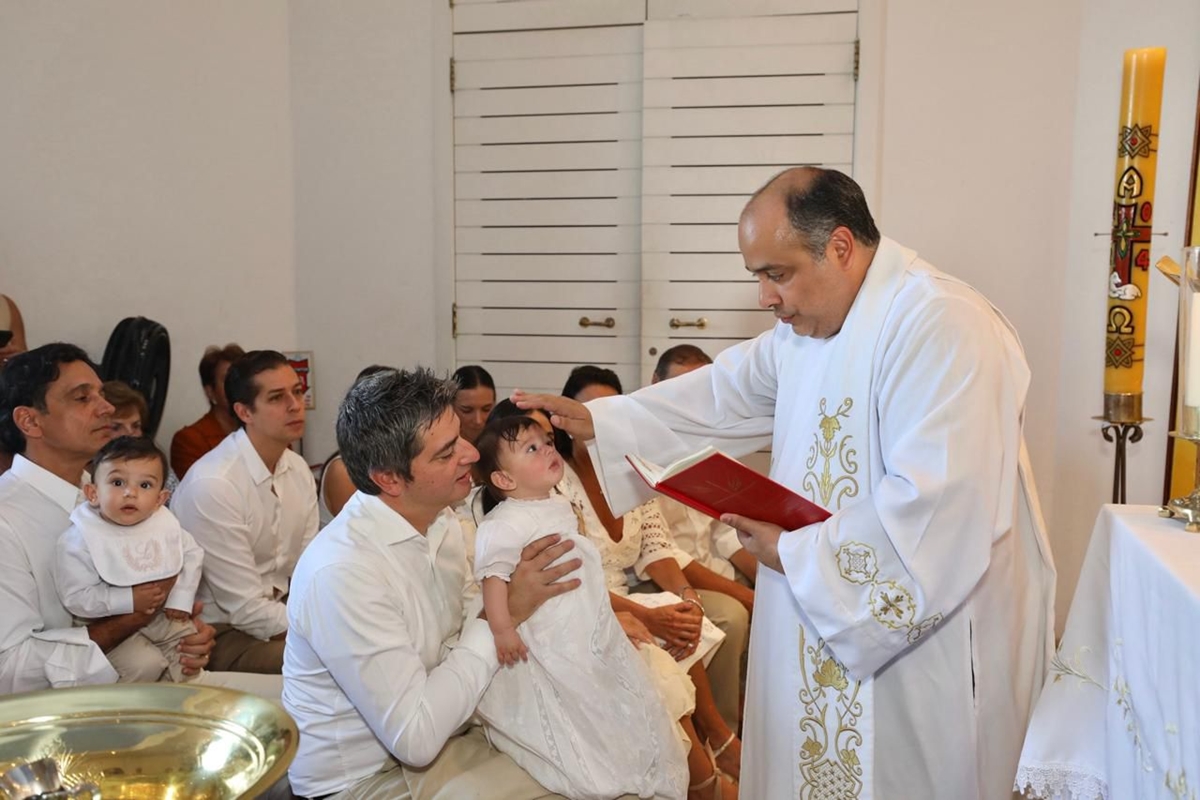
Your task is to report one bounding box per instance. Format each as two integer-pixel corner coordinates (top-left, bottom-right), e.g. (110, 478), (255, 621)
(836, 543), (877, 585)
(869, 581), (916, 630)
(836, 541), (941, 642)
(1049, 646), (1103, 690)
(804, 397), (859, 510)
(1165, 770), (1195, 800)
(798, 626), (863, 800)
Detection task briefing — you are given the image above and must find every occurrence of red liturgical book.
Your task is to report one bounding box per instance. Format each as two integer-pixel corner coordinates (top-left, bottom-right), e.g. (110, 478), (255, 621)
(626, 446), (831, 531)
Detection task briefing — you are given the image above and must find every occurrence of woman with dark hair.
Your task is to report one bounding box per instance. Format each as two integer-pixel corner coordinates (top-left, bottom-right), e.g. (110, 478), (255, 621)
(169, 343), (245, 479)
(561, 364), (622, 403)
(452, 364), (496, 445)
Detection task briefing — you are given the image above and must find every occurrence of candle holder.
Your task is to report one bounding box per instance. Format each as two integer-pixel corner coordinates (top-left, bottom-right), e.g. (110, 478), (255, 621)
(1160, 247), (1200, 530)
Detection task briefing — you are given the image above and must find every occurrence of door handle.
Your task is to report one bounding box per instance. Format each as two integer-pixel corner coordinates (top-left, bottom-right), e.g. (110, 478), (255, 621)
(579, 316), (616, 329)
(669, 317), (708, 330)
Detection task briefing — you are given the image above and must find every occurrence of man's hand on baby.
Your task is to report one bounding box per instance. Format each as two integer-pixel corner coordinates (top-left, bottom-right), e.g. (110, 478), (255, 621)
(132, 582), (167, 615)
(495, 629), (529, 667)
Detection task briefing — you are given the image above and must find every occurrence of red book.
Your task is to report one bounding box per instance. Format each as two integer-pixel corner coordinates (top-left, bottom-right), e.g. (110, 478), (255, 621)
(626, 446), (831, 531)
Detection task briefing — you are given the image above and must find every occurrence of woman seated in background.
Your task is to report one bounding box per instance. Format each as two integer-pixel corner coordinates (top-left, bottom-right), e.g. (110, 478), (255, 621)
(170, 343), (244, 479)
(317, 365), (392, 524)
(452, 364), (496, 445)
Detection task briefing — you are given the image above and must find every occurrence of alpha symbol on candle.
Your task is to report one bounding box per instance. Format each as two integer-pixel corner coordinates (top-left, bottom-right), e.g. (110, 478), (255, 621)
(1117, 167), (1144, 199)
(1118, 123), (1155, 158)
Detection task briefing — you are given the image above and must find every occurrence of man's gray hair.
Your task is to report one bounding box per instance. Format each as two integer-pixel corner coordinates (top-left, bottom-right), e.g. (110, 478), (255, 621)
(336, 367), (459, 494)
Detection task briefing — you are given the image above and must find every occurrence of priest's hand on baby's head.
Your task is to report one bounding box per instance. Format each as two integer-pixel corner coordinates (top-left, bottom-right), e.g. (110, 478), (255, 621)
(512, 390), (596, 442)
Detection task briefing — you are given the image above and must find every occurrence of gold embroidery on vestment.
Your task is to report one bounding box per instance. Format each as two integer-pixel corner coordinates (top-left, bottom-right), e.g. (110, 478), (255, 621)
(804, 398), (859, 510)
(835, 541), (941, 642)
(798, 625), (864, 800)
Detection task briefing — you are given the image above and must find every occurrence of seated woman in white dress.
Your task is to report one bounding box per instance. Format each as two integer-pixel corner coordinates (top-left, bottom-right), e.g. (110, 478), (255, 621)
(472, 415), (688, 800)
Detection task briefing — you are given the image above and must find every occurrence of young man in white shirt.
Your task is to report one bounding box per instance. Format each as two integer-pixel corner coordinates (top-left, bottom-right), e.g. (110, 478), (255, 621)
(172, 350), (318, 674)
(284, 367), (601, 800)
(0, 343), (216, 692)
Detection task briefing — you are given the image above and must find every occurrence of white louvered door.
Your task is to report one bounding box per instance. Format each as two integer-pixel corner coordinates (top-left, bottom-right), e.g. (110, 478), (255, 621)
(640, 1), (858, 382)
(452, 0), (645, 397)
(452, 0), (861, 396)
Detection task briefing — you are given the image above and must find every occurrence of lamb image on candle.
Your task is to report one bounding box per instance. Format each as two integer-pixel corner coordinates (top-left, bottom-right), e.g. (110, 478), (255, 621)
(1109, 270), (1143, 300)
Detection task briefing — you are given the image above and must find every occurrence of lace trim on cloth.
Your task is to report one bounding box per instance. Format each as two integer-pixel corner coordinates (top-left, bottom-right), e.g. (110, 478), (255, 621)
(1015, 763), (1108, 800)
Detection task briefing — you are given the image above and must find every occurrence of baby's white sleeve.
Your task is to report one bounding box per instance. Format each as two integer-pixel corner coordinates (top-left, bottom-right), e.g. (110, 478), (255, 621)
(473, 518), (527, 584)
(54, 528), (133, 619)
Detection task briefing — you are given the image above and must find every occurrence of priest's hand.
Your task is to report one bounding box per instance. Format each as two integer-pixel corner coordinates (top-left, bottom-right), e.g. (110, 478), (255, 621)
(722, 514), (785, 574)
(512, 390), (595, 441)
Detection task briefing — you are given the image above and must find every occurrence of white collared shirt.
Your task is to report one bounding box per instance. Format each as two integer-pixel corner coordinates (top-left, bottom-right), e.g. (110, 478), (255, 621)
(654, 496), (743, 580)
(283, 492), (498, 798)
(171, 429), (318, 640)
(0, 456), (117, 693)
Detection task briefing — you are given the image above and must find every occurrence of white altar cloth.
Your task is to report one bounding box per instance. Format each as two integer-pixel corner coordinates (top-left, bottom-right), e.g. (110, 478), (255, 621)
(1016, 505), (1200, 800)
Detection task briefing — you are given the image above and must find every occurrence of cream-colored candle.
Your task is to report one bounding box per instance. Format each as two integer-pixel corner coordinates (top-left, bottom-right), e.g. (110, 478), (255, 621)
(1186, 298), (1200, 409)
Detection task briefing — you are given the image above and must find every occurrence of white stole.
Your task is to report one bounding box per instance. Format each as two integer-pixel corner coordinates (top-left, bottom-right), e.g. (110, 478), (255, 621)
(755, 245), (912, 800)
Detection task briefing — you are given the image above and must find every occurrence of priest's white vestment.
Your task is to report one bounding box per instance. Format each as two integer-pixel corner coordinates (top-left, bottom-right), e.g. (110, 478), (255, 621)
(586, 237), (1056, 800)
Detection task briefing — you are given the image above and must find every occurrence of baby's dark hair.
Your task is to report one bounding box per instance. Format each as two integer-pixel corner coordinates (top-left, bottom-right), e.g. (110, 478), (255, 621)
(88, 436), (168, 483)
(473, 415), (545, 514)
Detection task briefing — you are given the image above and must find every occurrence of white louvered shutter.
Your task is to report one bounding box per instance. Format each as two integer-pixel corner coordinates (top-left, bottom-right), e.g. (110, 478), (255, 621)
(639, 0), (858, 382)
(452, 0), (646, 397)
(452, 0), (861, 400)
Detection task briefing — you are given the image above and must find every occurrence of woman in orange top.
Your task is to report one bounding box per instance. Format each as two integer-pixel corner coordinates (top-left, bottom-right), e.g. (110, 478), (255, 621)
(170, 344), (244, 478)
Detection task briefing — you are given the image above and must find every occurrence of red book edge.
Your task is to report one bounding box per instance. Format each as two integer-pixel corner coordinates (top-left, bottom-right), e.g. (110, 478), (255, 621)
(625, 451), (831, 530)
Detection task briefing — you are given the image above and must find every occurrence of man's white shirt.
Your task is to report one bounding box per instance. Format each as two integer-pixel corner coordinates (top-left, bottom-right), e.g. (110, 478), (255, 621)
(0, 456), (116, 693)
(654, 496), (743, 580)
(171, 428), (318, 640)
(283, 492), (498, 799)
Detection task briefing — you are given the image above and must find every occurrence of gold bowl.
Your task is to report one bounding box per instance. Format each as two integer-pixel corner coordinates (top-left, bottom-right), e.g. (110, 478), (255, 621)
(0, 684), (296, 799)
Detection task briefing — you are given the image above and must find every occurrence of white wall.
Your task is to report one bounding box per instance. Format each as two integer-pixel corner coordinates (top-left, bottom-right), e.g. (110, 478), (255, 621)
(288, 0), (454, 462)
(871, 0), (1199, 627)
(0, 1), (297, 450)
(1051, 0), (1200, 624)
(874, 0), (1083, 530)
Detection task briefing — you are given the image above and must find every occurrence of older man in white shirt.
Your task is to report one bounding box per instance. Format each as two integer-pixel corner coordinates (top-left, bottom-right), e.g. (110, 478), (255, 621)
(284, 367), (610, 800)
(0, 343), (281, 697)
(172, 350), (318, 674)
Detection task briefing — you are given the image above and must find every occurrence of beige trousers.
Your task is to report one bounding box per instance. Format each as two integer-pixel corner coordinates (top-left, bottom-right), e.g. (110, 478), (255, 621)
(208, 624), (285, 674)
(696, 588), (749, 730)
(330, 727), (647, 800)
(106, 614), (197, 683)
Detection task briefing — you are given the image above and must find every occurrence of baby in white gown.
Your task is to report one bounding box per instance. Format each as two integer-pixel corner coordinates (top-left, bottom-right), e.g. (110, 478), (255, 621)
(473, 415), (687, 800)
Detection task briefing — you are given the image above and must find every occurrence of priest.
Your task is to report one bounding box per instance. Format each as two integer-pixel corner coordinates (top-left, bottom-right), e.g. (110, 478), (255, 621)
(517, 167), (1056, 800)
